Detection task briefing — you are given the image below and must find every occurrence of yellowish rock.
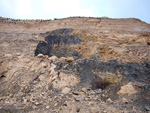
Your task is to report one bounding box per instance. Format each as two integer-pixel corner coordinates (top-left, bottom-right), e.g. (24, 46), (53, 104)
(107, 98), (113, 103)
(4, 54), (12, 57)
(65, 57), (74, 62)
(48, 56), (58, 61)
(122, 97), (128, 104)
(54, 103), (58, 106)
(117, 82), (138, 95)
(58, 57), (66, 62)
(82, 88), (87, 93)
(37, 54), (48, 58)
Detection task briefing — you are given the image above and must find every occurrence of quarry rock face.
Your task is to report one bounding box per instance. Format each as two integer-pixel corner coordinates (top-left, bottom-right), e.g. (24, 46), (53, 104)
(0, 17), (150, 113)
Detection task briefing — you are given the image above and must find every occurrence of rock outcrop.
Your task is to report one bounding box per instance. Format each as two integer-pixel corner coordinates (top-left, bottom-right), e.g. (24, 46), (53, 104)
(0, 17), (150, 113)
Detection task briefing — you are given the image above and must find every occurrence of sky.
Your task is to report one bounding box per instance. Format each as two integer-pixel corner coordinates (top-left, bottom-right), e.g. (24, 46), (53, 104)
(0, 0), (150, 23)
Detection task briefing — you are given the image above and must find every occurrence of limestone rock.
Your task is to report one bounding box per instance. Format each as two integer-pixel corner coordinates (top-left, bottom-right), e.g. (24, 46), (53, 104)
(49, 56), (58, 61)
(117, 82), (138, 95)
(54, 103), (58, 106)
(46, 106), (50, 109)
(63, 102), (67, 106)
(62, 87), (71, 94)
(37, 54), (48, 58)
(82, 88), (87, 93)
(58, 57), (66, 62)
(65, 57), (74, 62)
(106, 98), (113, 103)
(122, 97), (128, 104)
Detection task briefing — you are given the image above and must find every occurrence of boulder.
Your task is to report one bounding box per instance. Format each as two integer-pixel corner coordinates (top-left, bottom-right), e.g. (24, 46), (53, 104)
(117, 82), (138, 95)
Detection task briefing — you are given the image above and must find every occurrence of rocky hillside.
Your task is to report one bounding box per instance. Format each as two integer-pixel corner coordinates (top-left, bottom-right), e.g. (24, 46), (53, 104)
(0, 17), (150, 113)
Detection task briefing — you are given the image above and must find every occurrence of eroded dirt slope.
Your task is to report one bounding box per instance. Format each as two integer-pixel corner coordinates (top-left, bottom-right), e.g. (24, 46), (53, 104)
(0, 17), (150, 113)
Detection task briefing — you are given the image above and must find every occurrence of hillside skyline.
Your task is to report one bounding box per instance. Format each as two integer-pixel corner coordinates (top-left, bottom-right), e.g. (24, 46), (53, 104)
(0, 0), (150, 24)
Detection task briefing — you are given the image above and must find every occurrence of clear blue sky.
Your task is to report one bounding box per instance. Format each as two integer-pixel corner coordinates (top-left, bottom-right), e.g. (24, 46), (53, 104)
(0, 0), (150, 23)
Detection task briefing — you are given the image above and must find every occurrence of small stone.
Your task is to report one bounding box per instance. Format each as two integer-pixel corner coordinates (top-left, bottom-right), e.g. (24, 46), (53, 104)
(88, 102), (94, 107)
(122, 97), (128, 104)
(32, 106), (38, 109)
(64, 102), (67, 106)
(46, 106), (50, 109)
(62, 87), (71, 94)
(132, 107), (136, 112)
(37, 54), (47, 58)
(23, 98), (27, 104)
(84, 97), (89, 101)
(33, 81), (38, 84)
(88, 90), (96, 95)
(0, 106), (2, 109)
(145, 106), (150, 111)
(35, 102), (40, 105)
(54, 103), (58, 106)
(65, 57), (74, 63)
(96, 89), (102, 94)
(74, 95), (85, 101)
(59, 107), (62, 110)
(107, 98), (113, 103)
(59, 57), (66, 62)
(82, 88), (87, 93)
(100, 94), (105, 97)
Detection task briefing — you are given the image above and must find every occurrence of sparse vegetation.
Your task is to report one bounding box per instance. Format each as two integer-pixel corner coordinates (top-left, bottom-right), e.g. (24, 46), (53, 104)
(93, 78), (110, 89)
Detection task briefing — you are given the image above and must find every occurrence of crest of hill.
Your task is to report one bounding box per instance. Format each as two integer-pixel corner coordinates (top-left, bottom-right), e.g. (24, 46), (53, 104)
(0, 16), (150, 34)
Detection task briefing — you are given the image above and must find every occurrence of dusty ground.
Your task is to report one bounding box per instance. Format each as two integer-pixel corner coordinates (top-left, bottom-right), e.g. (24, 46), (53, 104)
(0, 17), (150, 113)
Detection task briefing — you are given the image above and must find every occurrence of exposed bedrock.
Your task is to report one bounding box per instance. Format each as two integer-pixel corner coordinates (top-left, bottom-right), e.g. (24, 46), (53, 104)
(33, 28), (150, 111)
(35, 28), (150, 91)
(35, 28), (83, 58)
